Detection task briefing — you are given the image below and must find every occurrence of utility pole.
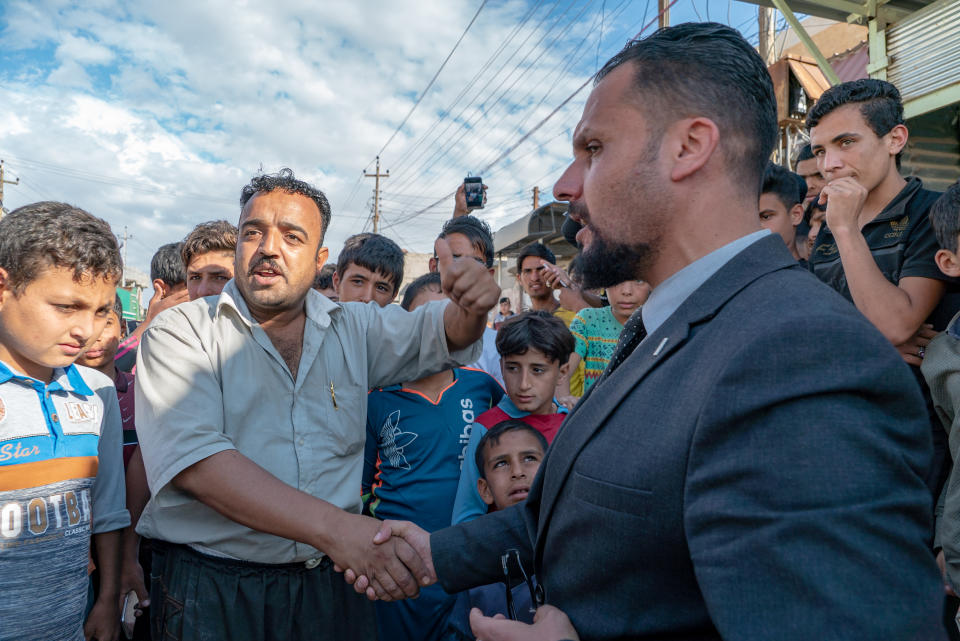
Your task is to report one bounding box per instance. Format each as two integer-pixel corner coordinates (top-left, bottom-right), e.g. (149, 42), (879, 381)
(364, 156), (389, 233)
(0, 160), (20, 217)
(658, 0), (670, 29)
(532, 186), (540, 210)
(758, 7), (778, 65)
(119, 226), (132, 287)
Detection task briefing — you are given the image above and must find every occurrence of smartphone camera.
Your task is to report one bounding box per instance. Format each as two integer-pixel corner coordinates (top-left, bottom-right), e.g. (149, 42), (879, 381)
(464, 176), (484, 210)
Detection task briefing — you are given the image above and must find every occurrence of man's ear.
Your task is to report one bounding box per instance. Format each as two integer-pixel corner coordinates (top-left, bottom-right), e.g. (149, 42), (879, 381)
(0, 267), (11, 308)
(153, 279), (170, 298)
(887, 123), (909, 157)
(789, 203), (804, 226)
(317, 247), (329, 271)
(935, 248), (960, 278)
(428, 257), (439, 273)
(331, 270), (341, 292)
(477, 478), (495, 507)
(668, 117), (721, 183)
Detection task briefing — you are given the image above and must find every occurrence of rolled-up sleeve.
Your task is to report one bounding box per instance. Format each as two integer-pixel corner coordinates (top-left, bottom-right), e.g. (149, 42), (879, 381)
(365, 300), (483, 390)
(91, 387), (130, 533)
(134, 311), (235, 508)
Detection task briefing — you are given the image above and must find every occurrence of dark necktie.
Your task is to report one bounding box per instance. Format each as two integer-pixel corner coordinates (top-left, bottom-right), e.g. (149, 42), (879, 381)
(599, 308), (647, 381)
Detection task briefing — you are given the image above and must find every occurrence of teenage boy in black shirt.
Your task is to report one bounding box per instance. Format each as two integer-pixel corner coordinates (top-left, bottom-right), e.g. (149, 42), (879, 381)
(808, 78), (954, 540)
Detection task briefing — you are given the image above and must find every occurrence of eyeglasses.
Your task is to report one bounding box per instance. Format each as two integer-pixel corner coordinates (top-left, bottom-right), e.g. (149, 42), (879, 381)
(500, 548), (543, 621)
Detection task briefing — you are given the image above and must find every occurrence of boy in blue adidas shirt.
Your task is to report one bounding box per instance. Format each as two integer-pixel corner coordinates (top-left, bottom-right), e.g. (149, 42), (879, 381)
(0, 202), (130, 641)
(363, 272), (503, 641)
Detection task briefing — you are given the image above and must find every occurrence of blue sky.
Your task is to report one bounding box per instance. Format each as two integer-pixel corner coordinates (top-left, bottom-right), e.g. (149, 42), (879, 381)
(0, 0), (776, 276)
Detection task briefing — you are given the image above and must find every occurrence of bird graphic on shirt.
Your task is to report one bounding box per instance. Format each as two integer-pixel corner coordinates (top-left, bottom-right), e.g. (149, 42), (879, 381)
(379, 410), (418, 470)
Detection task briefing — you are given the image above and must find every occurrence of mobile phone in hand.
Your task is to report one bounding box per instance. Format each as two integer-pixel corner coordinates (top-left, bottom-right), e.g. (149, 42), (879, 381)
(464, 176), (484, 210)
(121, 590), (139, 639)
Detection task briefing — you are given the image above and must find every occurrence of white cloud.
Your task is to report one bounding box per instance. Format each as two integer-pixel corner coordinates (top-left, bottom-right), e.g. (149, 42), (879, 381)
(0, 0), (759, 279)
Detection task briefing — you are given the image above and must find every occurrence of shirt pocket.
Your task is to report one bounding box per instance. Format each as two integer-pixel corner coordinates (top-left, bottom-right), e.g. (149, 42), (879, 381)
(571, 470), (653, 518)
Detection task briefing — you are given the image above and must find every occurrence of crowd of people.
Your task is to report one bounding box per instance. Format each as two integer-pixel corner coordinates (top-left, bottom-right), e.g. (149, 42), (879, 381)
(3, 19), (960, 641)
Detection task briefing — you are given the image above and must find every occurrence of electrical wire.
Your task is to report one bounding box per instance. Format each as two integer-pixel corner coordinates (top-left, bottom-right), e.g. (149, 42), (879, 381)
(376, 0), (489, 158)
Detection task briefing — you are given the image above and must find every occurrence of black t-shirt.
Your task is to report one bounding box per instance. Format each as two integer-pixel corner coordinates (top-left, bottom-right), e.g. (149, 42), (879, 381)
(810, 177), (946, 301)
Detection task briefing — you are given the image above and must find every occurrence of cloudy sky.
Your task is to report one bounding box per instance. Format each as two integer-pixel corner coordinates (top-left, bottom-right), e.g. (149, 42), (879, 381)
(0, 0), (767, 279)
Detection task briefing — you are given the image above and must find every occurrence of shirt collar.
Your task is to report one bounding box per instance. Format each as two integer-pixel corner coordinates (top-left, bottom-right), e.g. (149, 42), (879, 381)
(870, 177), (922, 224)
(215, 279), (341, 329)
(496, 394), (570, 417)
(642, 229), (770, 337)
(0, 360), (94, 395)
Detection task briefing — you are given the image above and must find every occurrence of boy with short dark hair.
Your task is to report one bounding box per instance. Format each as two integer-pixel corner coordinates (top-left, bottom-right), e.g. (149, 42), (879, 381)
(452, 311), (572, 524)
(431, 214), (504, 386)
(759, 162), (806, 262)
(334, 232), (404, 307)
(921, 181), (960, 605)
(115, 242), (188, 372)
(181, 220), (237, 301)
(446, 420), (549, 637)
(493, 297), (513, 330)
(363, 272), (503, 641)
(313, 264), (338, 300)
(0, 202), (130, 641)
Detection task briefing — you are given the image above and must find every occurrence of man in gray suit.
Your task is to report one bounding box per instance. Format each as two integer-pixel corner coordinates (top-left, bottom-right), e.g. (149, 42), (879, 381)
(346, 23), (944, 640)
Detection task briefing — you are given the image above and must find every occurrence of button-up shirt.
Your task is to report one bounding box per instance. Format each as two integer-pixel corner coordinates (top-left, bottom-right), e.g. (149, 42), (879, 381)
(134, 280), (481, 563)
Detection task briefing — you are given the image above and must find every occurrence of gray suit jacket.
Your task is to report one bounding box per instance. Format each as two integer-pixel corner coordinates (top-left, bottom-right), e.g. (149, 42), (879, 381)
(432, 235), (944, 640)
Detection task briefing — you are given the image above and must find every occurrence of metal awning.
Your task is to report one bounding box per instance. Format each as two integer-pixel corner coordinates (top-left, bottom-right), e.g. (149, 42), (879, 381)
(493, 201), (573, 257)
(738, 0), (930, 24)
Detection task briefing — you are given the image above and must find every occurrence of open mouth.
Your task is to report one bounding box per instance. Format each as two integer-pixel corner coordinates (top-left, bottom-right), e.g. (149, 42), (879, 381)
(509, 487), (530, 500)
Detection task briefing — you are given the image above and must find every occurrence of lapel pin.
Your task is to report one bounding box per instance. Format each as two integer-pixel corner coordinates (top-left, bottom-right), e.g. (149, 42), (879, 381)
(652, 337), (669, 357)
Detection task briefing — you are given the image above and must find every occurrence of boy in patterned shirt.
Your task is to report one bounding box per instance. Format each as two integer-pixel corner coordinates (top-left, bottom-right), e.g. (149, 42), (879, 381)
(0, 202), (129, 641)
(363, 273), (503, 641)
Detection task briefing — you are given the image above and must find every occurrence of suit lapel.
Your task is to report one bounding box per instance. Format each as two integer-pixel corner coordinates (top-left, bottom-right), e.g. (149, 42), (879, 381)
(533, 234), (799, 556)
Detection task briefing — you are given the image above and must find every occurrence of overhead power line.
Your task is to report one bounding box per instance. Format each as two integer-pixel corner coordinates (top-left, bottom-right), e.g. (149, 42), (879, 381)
(377, 0), (489, 158)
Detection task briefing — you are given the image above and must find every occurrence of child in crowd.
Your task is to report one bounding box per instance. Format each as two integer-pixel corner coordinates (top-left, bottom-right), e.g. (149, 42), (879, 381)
(181, 219), (237, 301)
(334, 232), (404, 306)
(362, 272), (504, 641)
(313, 264), (338, 300)
(0, 202), (129, 641)
(75, 295), (151, 639)
(432, 215), (505, 386)
(568, 279), (651, 395)
(921, 180), (960, 600)
(493, 296), (514, 330)
(115, 242), (188, 372)
(446, 420), (549, 638)
(452, 311), (573, 524)
(759, 161), (806, 263)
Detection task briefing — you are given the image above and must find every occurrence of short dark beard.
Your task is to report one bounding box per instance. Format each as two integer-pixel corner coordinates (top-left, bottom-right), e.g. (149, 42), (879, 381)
(579, 232), (656, 290)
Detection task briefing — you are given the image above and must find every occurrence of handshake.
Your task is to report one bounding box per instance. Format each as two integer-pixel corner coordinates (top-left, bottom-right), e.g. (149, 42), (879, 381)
(328, 515), (434, 602)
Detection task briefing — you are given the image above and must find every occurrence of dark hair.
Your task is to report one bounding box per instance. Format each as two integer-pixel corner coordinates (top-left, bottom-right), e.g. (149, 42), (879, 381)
(803, 199), (827, 227)
(438, 216), (494, 268)
(595, 22), (777, 195)
(806, 79), (904, 168)
(401, 272), (442, 311)
(313, 264), (336, 290)
(499, 296), (511, 305)
(112, 294), (126, 337)
(761, 162), (803, 211)
(931, 181), (960, 254)
(496, 311), (574, 364)
(336, 233), (405, 296)
(475, 419), (548, 480)
(0, 202), (122, 294)
(796, 144), (815, 164)
(182, 220), (238, 268)
(150, 242), (186, 287)
(517, 242), (556, 274)
(240, 168), (332, 243)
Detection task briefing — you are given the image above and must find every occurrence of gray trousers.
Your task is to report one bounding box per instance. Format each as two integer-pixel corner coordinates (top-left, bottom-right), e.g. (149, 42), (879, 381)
(150, 541), (377, 641)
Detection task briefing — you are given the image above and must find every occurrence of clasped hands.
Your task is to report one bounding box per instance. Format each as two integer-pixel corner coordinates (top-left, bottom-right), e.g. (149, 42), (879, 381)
(331, 517), (580, 640)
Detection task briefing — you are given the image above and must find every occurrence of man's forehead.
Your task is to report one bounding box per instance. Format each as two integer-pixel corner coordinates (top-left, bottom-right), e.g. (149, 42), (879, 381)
(809, 104), (870, 141)
(241, 190), (321, 223)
